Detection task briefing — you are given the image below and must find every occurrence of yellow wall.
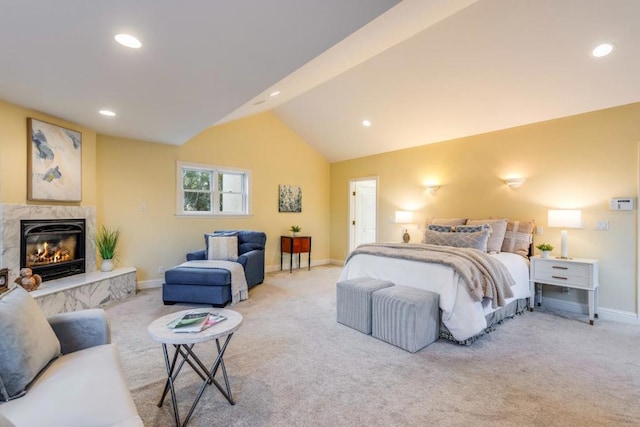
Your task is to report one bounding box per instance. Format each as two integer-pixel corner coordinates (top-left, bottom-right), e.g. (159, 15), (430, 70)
(0, 100), (97, 205)
(331, 103), (640, 314)
(2, 95), (638, 314)
(96, 112), (330, 282)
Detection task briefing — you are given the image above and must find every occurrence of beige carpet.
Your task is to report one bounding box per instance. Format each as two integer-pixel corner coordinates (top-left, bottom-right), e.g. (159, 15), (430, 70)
(105, 265), (640, 426)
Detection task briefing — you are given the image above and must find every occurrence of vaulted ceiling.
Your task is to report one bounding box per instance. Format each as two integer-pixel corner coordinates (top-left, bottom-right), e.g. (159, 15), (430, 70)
(2, 0), (639, 163)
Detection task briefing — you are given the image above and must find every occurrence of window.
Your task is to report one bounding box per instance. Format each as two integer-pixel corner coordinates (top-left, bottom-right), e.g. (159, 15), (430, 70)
(177, 161), (250, 216)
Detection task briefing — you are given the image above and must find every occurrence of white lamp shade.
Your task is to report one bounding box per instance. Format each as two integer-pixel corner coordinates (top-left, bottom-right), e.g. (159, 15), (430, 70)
(395, 210), (413, 224)
(548, 209), (582, 258)
(548, 210), (583, 229)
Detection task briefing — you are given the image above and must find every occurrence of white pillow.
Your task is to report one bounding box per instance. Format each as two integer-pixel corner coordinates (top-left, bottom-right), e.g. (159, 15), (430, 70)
(466, 219), (508, 254)
(0, 286), (61, 401)
(207, 235), (238, 261)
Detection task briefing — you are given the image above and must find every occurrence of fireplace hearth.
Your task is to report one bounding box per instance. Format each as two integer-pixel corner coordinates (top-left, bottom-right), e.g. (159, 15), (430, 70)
(20, 219), (86, 281)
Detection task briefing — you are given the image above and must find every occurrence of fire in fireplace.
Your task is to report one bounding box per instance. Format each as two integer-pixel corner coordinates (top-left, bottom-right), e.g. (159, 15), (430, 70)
(20, 219), (86, 282)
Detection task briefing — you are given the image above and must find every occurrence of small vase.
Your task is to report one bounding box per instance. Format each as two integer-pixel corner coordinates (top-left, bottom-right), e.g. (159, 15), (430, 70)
(101, 259), (114, 272)
(541, 251), (550, 259)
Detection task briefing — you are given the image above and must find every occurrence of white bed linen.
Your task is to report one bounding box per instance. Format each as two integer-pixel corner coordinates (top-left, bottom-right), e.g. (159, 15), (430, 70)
(338, 251), (529, 341)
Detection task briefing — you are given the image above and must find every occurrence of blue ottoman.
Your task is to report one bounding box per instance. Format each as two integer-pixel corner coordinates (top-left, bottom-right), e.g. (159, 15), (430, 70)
(163, 267), (232, 306)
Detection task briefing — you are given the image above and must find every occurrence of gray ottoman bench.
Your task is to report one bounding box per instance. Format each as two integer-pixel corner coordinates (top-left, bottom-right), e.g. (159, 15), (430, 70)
(336, 277), (395, 334)
(372, 285), (440, 353)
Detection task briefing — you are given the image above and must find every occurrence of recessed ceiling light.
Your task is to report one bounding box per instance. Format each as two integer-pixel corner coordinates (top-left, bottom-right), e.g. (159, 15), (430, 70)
(99, 110), (116, 117)
(253, 100), (266, 106)
(592, 42), (614, 58)
(362, 120), (371, 127)
(114, 34), (142, 49)
(269, 91), (280, 97)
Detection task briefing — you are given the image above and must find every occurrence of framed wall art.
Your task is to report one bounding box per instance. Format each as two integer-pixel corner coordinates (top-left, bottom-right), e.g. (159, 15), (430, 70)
(27, 118), (82, 202)
(279, 184), (302, 212)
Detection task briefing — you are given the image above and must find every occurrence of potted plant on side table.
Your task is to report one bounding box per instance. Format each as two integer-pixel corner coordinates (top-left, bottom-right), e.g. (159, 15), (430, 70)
(289, 225), (301, 237)
(94, 225), (120, 272)
(536, 242), (554, 258)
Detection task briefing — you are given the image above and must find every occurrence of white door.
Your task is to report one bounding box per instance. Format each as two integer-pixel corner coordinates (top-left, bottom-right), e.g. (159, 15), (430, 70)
(349, 178), (377, 252)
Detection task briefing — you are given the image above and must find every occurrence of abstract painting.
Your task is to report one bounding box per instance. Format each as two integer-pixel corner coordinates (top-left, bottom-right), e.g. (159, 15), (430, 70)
(27, 118), (82, 202)
(279, 184), (302, 212)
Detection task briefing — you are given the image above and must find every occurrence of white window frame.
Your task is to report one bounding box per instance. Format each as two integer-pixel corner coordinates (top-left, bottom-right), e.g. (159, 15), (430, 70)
(176, 161), (251, 216)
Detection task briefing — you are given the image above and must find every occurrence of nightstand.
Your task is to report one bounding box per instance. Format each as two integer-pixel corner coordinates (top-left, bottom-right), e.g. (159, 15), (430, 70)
(529, 256), (599, 325)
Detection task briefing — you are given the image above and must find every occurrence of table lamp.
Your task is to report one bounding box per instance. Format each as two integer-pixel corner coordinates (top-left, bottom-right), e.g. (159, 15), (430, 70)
(547, 209), (583, 259)
(395, 211), (413, 243)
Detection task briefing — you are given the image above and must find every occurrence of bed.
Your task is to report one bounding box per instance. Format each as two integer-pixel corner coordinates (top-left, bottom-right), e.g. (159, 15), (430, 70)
(338, 218), (534, 344)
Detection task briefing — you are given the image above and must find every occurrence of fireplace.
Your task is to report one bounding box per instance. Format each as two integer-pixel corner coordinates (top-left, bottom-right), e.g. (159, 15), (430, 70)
(20, 219), (86, 281)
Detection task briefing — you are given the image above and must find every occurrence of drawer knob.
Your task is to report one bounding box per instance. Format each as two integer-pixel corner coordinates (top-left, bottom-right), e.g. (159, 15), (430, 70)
(552, 266), (568, 270)
(552, 275), (568, 280)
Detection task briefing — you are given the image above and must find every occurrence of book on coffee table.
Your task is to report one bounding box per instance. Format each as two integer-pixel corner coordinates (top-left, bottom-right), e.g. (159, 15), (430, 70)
(166, 311), (227, 333)
(199, 312), (227, 331)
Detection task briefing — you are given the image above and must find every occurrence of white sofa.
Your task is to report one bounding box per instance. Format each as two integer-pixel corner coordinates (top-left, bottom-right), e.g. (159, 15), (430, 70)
(0, 287), (142, 426)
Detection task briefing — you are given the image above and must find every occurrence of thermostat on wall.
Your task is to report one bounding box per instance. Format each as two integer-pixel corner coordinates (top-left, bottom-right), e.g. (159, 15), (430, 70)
(610, 198), (635, 211)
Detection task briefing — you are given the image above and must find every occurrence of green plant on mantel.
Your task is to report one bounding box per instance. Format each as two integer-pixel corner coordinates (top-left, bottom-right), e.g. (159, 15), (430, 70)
(535, 242), (554, 252)
(289, 225), (301, 233)
(94, 225), (120, 260)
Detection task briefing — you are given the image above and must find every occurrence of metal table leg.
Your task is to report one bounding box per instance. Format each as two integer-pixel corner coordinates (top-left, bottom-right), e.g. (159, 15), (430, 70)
(160, 344), (181, 426)
(157, 333), (236, 426)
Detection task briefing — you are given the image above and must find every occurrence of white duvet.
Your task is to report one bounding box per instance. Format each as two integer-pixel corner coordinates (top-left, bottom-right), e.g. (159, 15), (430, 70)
(338, 251), (530, 341)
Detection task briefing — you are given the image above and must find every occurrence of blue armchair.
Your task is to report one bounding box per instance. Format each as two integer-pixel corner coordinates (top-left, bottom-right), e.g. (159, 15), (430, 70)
(186, 230), (266, 287)
(163, 230), (267, 306)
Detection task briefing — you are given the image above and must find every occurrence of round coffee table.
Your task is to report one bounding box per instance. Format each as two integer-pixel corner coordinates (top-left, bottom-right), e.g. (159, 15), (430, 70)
(148, 308), (243, 426)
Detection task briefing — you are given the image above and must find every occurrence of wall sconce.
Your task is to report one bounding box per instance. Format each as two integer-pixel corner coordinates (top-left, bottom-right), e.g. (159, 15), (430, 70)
(425, 184), (440, 194)
(504, 177), (525, 189)
(394, 210), (414, 243)
(548, 209), (583, 259)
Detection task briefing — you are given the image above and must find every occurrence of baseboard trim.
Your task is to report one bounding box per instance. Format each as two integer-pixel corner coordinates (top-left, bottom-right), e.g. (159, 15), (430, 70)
(266, 259), (331, 273)
(138, 278), (163, 290)
(140, 260), (335, 288)
(540, 297), (638, 324)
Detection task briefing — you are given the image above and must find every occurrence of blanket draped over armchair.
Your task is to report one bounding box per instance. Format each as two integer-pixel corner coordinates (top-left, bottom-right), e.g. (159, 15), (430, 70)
(179, 260), (248, 305)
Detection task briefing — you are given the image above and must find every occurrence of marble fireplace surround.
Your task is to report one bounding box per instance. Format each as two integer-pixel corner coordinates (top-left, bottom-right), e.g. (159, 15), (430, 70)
(1, 203), (97, 278)
(1, 204), (136, 316)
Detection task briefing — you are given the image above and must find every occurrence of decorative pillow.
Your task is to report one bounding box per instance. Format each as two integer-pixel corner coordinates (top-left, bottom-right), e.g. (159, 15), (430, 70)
(423, 228), (489, 252)
(429, 218), (467, 227)
(427, 224), (453, 233)
(467, 219), (508, 254)
(0, 286), (61, 401)
(207, 235), (239, 261)
(204, 230), (239, 247)
(455, 224), (490, 233)
(501, 220), (535, 258)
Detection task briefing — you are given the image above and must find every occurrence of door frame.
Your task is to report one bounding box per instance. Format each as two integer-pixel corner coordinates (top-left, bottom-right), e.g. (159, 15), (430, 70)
(348, 176), (378, 253)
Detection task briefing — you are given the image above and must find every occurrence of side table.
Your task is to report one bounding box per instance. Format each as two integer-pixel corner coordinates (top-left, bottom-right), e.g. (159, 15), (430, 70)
(529, 255), (599, 325)
(280, 235), (312, 273)
(148, 308), (243, 426)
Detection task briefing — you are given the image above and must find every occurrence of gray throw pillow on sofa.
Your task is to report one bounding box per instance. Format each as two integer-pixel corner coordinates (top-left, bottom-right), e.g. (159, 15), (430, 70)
(0, 286), (61, 401)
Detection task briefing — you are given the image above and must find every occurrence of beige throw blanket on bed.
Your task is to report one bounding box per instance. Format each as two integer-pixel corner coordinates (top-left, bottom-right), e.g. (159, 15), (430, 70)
(179, 260), (248, 305)
(346, 243), (514, 308)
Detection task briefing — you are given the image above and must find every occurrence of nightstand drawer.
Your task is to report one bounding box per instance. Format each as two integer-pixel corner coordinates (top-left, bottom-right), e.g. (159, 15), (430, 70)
(532, 260), (593, 289)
